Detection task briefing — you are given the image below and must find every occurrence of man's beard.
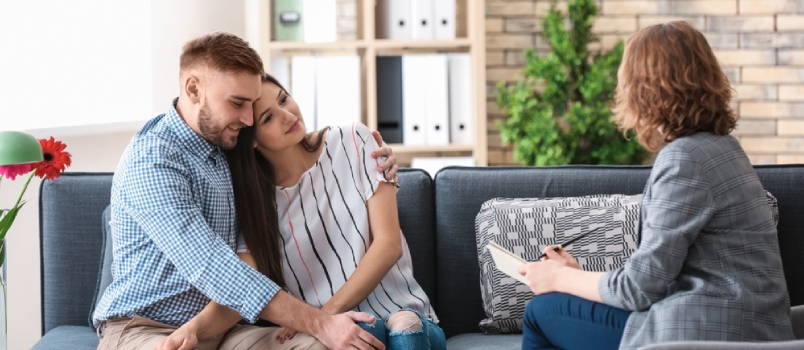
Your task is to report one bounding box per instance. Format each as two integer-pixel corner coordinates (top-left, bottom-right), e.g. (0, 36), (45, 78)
(198, 102), (239, 150)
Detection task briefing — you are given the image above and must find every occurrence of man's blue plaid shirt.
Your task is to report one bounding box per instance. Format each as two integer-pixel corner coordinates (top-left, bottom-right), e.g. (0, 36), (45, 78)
(92, 101), (279, 328)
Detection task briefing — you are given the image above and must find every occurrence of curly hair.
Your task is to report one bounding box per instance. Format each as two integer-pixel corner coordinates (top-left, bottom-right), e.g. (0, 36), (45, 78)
(612, 21), (737, 152)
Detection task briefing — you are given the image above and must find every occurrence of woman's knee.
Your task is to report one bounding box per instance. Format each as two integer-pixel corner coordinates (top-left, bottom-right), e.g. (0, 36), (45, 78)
(386, 310), (423, 333)
(357, 312), (387, 345)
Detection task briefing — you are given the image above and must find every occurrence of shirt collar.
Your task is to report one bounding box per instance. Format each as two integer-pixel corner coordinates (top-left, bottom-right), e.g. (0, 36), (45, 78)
(164, 98), (219, 160)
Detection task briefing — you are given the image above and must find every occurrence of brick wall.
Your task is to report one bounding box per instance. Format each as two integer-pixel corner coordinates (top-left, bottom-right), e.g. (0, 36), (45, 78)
(486, 0), (804, 165)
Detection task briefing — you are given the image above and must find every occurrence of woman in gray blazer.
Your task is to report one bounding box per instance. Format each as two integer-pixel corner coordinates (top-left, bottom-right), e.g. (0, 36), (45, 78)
(518, 21), (796, 350)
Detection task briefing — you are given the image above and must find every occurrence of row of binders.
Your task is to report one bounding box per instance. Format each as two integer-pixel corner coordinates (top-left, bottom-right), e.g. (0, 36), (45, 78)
(273, 53), (474, 146)
(273, 0), (456, 42)
(378, 53), (474, 145)
(376, 0), (456, 41)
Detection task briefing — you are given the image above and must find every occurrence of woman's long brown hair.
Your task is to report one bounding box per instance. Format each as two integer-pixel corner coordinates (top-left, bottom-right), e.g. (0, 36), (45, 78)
(612, 21), (737, 152)
(224, 74), (325, 289)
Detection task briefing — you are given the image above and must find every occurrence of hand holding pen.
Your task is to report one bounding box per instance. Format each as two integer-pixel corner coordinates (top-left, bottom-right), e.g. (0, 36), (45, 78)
(537, 226), (605, 260)
(518, 226), (609, 296)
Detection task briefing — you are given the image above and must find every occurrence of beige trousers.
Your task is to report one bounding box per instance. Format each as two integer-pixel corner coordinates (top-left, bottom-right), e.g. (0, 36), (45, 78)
(96, 316), (326, 350)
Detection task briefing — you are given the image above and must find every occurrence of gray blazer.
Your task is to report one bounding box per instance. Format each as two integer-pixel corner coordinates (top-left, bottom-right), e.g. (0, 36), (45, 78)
(599, 132), (795, 349)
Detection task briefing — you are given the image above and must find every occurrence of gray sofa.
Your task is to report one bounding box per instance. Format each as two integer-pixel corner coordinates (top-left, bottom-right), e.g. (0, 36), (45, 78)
(32, 166), (804, 349)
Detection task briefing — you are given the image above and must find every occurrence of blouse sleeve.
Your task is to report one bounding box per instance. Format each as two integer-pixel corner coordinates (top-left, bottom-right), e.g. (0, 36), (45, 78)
(345, 122), (393, 201)
(599, 147), (715, 311)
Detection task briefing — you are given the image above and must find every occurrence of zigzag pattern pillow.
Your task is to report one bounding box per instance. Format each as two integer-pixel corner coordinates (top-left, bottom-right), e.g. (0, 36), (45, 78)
(474, 191), (780, 334)
(475, 194), (642, 334)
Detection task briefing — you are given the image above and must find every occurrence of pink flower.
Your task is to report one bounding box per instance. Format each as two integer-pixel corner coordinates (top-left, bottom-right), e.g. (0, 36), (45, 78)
(0, 163), (32, 181)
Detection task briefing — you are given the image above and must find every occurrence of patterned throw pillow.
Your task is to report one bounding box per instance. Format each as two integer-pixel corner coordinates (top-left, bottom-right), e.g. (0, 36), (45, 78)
(474, 191), (780, 335)
(475, 194), (643, 334)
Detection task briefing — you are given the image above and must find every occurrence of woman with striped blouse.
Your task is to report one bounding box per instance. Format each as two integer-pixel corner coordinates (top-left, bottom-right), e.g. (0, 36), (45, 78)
(161, 73), (445, 350)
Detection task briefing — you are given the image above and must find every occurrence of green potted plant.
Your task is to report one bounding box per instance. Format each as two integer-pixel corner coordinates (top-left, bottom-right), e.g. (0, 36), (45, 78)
(496, 0), (647, 166)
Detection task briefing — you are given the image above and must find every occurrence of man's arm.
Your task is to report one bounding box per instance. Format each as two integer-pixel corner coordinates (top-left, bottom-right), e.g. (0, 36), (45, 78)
(157, 252), (262, 350)
(156, 252), (386, 350)
(121, 150), (278, 323)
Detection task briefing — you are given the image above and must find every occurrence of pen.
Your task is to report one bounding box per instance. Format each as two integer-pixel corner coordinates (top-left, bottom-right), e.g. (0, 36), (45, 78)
(537, 226), (605, 260)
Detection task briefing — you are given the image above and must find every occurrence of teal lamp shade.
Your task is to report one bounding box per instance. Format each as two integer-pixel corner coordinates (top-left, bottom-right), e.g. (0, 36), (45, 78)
(0, 131), (44, 166)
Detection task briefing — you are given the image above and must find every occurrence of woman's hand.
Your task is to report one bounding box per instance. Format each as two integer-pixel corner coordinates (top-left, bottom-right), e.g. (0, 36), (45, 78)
(155, 324), (199, 350)
(516, 245), (580, 295)
(541, 245), (581, 270)
(371, 130), (399, 183)
(275, 326), (299, 344)
(517, 259), (565, 296)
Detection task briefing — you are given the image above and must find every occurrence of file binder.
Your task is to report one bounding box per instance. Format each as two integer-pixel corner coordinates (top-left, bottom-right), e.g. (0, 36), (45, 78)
(270, 55), (290, 92)
(402, 55), (427, 145)
(376, 56), (404, 144)
(290, 56), (317, 130)
(448, 53), (473, 144)
(434, 0), (456, 40)
(423, 55), (449, 145)
(315, 56), (361, 128)
(411, 0), (435, 40)
(274, 0), (304, 41)
(376, 0), (411, 40)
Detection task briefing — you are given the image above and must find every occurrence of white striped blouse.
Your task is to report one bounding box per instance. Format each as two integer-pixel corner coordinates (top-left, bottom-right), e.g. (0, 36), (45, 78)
(237, 123), (438, 322)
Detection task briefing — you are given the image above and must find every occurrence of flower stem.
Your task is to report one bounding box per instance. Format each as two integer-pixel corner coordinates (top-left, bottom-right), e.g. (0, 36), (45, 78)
(12, 172), (34, 209)
(1, 262), (5, 337)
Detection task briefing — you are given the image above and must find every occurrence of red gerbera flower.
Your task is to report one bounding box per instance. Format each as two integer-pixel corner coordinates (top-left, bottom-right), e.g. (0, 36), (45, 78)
(31, 137), (72, 180)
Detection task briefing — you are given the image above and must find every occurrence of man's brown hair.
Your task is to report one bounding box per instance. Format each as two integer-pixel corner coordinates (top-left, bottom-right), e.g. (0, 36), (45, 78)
(180, 32), (264, 76)
(613, 21), (737, 152)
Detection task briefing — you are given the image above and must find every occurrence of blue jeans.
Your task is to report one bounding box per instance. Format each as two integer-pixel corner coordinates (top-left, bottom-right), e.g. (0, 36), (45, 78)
(522, 293), (631, 350)
(357, 310), (446, 350)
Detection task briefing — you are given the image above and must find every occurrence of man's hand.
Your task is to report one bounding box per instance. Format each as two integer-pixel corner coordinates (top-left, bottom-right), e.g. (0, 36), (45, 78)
(371, 130), (399, 184)
(154, 324), (198, 350)
(315, 311), (385, 350)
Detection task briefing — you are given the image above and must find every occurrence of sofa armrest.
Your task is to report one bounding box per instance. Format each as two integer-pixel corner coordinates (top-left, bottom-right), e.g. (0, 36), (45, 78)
(792, 305), (804, 339)
(639, 339), (804, 350)
(638, 305), (804, 349)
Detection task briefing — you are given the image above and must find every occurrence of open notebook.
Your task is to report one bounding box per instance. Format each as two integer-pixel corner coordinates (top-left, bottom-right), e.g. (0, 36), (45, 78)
(486, 241), (530, 285)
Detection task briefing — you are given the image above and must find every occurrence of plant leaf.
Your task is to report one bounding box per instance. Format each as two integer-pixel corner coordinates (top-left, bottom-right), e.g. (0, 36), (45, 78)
(0, 203), (25, 242)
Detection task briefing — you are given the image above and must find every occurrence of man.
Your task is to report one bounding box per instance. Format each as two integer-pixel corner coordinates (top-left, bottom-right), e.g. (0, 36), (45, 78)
(93, 32), (396, 350)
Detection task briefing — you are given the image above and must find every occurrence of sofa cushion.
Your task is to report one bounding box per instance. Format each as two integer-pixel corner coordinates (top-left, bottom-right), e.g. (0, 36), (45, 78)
(39, 173), (113, 335)
(446, 333), (522, 350)
(79, 169), (437, 331)
(754, 165), (804, 307)
(30, 325), (98, 350)
(395, 169), (437, 307)
(434, 165), (652, 337)
(476, 194), (642, 334)
(88, 205), (113, 329)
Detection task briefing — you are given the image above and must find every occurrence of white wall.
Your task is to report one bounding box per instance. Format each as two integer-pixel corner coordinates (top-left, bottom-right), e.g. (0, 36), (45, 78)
(0, 0), (246, 131)
(0, 1), (247, 348)
(0, 1), (153, 131)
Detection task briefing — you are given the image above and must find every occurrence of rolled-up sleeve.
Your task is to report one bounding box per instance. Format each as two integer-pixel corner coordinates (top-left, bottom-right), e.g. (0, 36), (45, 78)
(121, 150), (278, 323)
(599, 149), (714, 311)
